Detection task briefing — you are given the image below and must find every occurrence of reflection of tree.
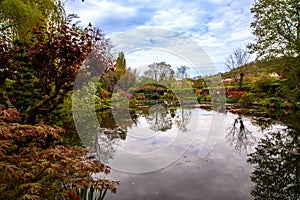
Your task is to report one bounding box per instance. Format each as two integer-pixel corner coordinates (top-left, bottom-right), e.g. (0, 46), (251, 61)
(247, 129), (300, 200)
(137, 106), (191, 132)
(250, 116), (275, 132)
(95, 108), (137, 163)
(226, 115), (255, 153)
(174, 107), (191, 132)
(95, 127), (125, 164)
(73, 79), (100, 149)
(146, 104), (172, 132)
(98, 108), (138, 134)
(230, 107), (300, 132)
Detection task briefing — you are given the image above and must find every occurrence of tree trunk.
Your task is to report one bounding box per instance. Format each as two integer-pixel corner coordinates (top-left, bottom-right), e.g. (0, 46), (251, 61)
(238, 72), (244, 91)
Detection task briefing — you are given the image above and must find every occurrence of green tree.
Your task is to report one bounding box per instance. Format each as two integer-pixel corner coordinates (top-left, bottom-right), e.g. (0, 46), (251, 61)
(0, 0), (64, 40)
(5, 58), (43, 113)
(249, 0), (300, 90)
(116, 68), (137, 92)
(191, 76), (207, 89)
(115, 52), (126, 69)
(100, 52), (128, 96)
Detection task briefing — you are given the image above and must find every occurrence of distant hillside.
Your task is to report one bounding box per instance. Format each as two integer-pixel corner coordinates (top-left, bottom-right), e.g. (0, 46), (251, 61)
(220, 61), (275, 79)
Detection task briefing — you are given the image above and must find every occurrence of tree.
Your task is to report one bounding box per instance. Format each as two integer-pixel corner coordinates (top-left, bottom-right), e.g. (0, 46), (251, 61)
(249, 0), (300, 90)
(225, 46), (250, 90)
(176, 65), (189, 80)
(115, 52), (126, 69)
(0, 4), (119, 199)
(80, 39), (114, 78)
(249, 0), (300, 58)
(191, 76), (207, 89)
(116, 68), (138, 92)
(0, 18), (112, 124)
(0, 0), (64, 40)
(143, 62), (174, 83)
(100, 54), (126, 96)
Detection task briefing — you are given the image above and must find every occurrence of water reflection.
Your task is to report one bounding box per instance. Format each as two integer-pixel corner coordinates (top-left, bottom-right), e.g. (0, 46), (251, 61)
(226, 110), (300, 199)
(98, 108), (138, 132)
(229, 106), (300, 131)
(227, 109), (300, 199)
(93, 105), (299, 199)
(226, 115), (255, 154)
(95, 104), (192, 165)
(174, 107), (191, 132)
(146, 104), (172, 132)
(247, 129), (300, 199)
(250, 116), (274, 132)
(136, 105), (192, 133)
(96, 127), (125, 163)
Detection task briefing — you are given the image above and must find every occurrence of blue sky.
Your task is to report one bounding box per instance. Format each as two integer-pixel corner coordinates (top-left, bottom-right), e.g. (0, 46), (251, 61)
(65, 0), (255, 76)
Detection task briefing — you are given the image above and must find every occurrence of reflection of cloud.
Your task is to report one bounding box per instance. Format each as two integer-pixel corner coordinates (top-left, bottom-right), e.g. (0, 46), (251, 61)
(96, 133), (118, 163)
(174, 108), (192, 132)
(105, 139), (253, 199)
(95, 107), (201, 173)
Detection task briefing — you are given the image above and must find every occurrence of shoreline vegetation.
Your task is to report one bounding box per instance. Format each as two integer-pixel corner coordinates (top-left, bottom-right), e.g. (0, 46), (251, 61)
(109, 65), (300, 111)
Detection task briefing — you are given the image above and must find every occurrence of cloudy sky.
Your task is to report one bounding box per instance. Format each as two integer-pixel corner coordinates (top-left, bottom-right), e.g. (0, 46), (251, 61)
(65, 0), (255, 76)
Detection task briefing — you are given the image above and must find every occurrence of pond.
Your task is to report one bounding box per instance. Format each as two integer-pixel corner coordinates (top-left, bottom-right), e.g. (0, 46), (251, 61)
(90, 104), (299, 200)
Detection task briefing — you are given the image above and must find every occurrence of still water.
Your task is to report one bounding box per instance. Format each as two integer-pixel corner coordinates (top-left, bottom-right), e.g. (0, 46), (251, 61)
(92, 105), (299, 200)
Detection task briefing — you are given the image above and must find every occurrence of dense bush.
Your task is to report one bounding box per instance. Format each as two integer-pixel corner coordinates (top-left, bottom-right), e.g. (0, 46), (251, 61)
(127, 87), (136, 95)
(197, 95), (211, 102)
(251, 76), (275, 94)
(256, 97), (281, 108)
(239, 93), (255, 106)
(226, 97), (239, 103)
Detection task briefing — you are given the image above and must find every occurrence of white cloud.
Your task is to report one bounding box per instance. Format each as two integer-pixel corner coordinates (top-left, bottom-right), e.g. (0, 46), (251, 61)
(65, 0), (255, 73)
(143, 9), (197, 30)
